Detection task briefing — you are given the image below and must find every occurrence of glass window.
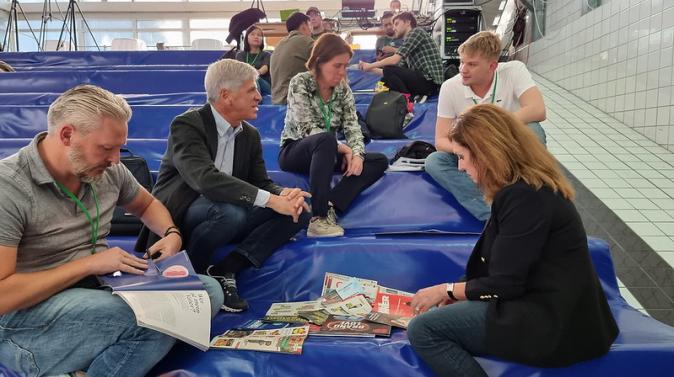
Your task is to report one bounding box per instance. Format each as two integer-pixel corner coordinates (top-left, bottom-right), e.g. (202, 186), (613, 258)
(86, 19), (135, 29)
(138, 31), (184, 47)
(138, 20), (183, 29)
(582, 0), (602, 15)
(190, 19), (229, 29)
(85, 31), (134, 48)
(189, 30), (228, 44)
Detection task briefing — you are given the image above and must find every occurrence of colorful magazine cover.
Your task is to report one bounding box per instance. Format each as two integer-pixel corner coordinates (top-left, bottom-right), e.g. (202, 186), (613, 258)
(309, 315), (391, 338)
(210, 325), (310, 355)
(321, 272), (379, 304)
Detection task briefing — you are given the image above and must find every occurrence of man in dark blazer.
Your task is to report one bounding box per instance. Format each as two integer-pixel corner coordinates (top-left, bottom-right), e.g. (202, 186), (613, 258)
(136, 59), (310, 312)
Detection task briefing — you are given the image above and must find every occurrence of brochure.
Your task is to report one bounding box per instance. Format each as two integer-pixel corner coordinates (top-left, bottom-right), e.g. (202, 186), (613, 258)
(98, 251), (211, 351)
(210, 325), (310, 354)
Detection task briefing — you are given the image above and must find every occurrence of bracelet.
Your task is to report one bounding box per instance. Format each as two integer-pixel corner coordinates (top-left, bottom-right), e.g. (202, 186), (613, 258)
(164, 226), (181, 237)
(164, 230), (182, 239)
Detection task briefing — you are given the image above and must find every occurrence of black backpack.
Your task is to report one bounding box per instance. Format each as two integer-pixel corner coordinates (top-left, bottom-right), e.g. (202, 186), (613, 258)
(392, 141), (437, 162)
(110, 148), (153, 235)
(365, 91), (408, 139)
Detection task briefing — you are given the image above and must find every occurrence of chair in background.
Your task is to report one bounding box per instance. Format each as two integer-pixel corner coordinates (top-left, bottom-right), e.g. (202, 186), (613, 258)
(111, 38), (148, 51)
(191, 38), (224, 50)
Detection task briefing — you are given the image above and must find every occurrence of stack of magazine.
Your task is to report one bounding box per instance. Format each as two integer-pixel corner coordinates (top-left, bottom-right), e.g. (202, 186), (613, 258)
(210, 272), (416, 354)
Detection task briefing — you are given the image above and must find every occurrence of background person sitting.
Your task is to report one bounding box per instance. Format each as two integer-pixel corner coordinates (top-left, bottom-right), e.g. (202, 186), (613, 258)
(136, 60), (311, 313)
(236, 25), (272, 96)
(278, 34), (388, 237)
(307, 7), (326, 39)
(407, 104), (618, 377)
(270, 12), (315, 105)
(375, 11), (404, 61)
(425, 31), (547, 221)
(359, 12), (444, 100)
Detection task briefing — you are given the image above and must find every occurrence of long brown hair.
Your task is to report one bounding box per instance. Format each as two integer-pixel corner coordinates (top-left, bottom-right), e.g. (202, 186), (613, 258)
(449, 104), (574, 202)
(306, 33), (352, 80)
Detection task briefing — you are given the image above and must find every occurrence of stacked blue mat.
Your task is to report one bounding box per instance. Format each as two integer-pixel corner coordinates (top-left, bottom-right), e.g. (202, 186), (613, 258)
(1, 50), (673, 377)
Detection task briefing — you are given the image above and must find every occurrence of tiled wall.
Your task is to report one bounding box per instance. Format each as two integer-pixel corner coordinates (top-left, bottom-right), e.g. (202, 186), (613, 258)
(527, 0), (674, 152)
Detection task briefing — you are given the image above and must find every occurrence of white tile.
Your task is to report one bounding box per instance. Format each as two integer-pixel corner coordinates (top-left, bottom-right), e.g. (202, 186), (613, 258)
(659, 252), (674, 268)
(614, 209), (649, 221)
(579, 178), (607, 188)
(651, 198), (674, 209)
(643, 235), (674, 250)
(615, 188), (645, 198)
(627, 197), (661, 209)
(602, 198), (635, 209)
(592, 188), (622, 198)
(620, 287), (644, 309)
(639, 209), (674, 221)
(602, 178), (633, 187)
(655, 222), (674, 234)
(627, 222), (665, 236)
(649, 178), (674, 188)
(638, 187), (671, 198)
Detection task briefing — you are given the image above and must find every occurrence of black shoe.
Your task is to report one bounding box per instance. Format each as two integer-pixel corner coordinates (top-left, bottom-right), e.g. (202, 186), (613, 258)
(206, 266), (249, 312)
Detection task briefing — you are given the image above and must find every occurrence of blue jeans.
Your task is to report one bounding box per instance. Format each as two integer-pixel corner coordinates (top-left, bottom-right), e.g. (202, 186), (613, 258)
(425, 122), (546, 221)
(407, 301), (490, 377)
(183, 195), (310, 273)
(0, 275), (223, 377)
(257, 78), (271, 96)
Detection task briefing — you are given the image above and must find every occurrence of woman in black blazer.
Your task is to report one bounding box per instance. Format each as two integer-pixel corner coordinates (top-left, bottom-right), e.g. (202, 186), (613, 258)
(407, 104), (618, 377)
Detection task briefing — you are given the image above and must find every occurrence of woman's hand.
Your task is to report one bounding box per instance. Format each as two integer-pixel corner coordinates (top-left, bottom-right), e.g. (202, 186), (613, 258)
(345, 155), (364, 176)
(410, 283), (455, 314)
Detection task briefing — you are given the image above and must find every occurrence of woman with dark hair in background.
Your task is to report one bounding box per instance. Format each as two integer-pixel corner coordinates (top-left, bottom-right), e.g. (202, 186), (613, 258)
(279, 33), (388, 238)
(236, 25), (272, 95)
(407, 104), (618, 377)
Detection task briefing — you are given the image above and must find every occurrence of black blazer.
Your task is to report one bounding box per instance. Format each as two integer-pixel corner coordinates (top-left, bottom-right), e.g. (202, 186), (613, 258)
(135, 104), (282, 251)
(464, 180), (618, 367)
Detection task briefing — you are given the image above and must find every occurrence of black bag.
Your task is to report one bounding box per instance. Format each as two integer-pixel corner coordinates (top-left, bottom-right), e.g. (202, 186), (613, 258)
(392, 141), (437, 163)
(110, 148), (153, 235)
(365, 91), (408, 139)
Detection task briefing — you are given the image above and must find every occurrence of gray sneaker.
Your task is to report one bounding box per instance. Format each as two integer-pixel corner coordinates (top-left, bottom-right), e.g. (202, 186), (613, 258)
(307, 217), (344, 237)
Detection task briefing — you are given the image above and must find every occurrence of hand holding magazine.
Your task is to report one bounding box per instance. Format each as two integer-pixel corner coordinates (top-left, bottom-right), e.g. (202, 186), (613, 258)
(98, 251), (212, 351)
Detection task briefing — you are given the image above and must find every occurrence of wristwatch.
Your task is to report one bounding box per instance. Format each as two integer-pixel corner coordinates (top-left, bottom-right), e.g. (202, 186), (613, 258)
(446, 283), (457, 301)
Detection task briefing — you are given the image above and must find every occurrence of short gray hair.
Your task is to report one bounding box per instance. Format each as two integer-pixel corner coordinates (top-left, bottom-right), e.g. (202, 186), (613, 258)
(204, 59), (258, 103)
(47, 85), (132, 135)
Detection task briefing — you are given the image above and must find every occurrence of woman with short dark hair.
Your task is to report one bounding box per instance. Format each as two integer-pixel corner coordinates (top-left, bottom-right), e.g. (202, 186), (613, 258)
(279, 34), (388, 237)
(407, 104), (618, 377)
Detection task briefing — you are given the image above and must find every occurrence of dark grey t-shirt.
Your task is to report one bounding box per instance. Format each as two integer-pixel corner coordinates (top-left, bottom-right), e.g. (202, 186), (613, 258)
(0, 133), (140, 272)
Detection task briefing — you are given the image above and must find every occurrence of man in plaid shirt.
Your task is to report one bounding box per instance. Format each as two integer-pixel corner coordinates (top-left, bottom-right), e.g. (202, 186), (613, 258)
(359, 12), (444, 99)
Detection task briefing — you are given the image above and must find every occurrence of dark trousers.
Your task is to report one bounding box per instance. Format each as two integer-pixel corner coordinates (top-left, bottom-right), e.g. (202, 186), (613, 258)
(382, 65), (440, 97)
(183, 195), (310, 273)
(278, 132), (388, 217)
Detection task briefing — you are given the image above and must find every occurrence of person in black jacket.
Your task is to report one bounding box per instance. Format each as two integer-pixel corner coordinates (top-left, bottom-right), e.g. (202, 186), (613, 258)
(136, 59), (310, 313)
(407, 104), (618, 377)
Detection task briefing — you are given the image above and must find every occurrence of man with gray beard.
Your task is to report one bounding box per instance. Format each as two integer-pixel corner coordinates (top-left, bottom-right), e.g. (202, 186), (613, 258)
(0, 85), (223, 377)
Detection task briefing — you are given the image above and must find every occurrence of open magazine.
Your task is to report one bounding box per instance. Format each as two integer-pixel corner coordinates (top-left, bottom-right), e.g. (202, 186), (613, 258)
(98, 251), (212, 351)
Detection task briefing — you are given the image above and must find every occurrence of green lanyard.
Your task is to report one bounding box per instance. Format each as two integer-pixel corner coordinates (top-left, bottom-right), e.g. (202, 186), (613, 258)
(246, 52), (259, 66)
(318, 95), (333, 132)
(472, 72), (498, 105)
(55, 181), (100, 255)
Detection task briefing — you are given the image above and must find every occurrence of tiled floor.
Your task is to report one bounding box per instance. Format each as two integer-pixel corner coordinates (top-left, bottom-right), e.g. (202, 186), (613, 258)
(534, 73), (674, 326)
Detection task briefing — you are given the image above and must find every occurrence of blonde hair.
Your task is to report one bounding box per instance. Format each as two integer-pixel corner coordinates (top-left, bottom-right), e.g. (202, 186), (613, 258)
(449, 104), (574, 202)
(205, 59), (258, 103)
(0, 60), (15, 72)
(457, 31), (502, 61)
(47, 85), (131, 135)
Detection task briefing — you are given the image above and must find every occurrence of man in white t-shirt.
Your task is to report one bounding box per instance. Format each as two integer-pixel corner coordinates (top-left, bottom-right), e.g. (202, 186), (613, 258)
(425, 31), (546, 221)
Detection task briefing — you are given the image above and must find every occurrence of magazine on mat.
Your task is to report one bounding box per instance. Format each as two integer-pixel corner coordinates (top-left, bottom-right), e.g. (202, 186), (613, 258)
(309, 315), (391, 337)
(367, 286), (415, 329)
(262, 300), (324, 323)
(321, 272), (379, 304)
(210, 325), (310, 354)
(98, 251), (211, 351)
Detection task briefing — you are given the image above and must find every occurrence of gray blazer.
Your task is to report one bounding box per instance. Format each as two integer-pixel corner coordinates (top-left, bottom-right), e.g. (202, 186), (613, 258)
(135, 103), (282, 252)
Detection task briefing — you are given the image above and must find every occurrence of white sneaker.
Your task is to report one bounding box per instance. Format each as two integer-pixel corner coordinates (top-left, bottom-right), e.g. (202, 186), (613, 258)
(307, 217), (344, 237)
